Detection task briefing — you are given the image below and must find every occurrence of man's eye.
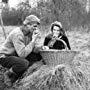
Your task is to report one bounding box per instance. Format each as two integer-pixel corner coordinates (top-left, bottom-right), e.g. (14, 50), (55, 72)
(57, 30), (60, 31)
(33, 25), (38, 27)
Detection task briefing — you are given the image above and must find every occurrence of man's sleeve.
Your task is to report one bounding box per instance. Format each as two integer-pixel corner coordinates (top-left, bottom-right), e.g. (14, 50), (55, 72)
(12, 34), (35, 58)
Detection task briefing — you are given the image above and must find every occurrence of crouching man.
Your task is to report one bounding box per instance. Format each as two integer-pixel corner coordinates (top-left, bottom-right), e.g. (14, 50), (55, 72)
(0, 15), (42, 86)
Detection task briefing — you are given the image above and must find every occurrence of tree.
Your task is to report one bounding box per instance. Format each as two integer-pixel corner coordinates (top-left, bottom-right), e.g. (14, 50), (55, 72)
(17, 0), (31, 22)
(2, 0), (8, 3)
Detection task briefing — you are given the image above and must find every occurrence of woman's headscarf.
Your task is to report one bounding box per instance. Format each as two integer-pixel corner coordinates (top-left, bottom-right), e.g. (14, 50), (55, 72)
(50, 21), (66, 37)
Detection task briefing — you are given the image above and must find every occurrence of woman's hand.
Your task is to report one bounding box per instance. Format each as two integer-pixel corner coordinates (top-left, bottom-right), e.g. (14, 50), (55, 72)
(42, 46), (49, 50)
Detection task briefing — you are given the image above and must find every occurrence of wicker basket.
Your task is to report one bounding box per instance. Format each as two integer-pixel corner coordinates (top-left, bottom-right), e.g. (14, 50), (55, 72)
(40, 49), (79, 66)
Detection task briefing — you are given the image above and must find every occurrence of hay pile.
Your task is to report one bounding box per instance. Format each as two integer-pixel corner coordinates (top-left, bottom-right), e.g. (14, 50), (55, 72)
(18, 64), (89, 90)
(0, 65), (8, 90)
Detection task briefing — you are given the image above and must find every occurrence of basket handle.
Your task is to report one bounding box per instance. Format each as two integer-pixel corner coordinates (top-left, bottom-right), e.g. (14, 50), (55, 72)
(58, 39), (68, 50)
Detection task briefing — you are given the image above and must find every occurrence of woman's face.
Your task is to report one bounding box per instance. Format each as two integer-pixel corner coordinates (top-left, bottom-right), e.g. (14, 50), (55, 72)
(52, 25), (60, 37)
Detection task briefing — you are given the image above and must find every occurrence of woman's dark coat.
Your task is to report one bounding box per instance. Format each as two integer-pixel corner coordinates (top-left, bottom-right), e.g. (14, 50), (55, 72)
(44, 34), (71, 50)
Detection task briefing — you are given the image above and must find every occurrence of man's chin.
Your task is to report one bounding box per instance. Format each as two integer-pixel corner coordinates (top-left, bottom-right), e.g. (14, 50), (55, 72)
(25, 32), (31, 36)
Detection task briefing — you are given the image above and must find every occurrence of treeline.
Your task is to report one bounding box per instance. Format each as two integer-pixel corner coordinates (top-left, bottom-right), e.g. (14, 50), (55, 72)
(2, 7), (21, 25)
(1, 0), (90, 29)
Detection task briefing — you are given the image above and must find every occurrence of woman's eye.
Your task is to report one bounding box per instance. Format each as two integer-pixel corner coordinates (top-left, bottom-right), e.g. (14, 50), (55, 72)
(53, 29), (56, 31)
(53, 29), (59, 32)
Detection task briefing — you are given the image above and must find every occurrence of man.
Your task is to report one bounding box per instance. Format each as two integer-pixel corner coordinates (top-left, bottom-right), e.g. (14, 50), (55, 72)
(0, 15), (42, 86)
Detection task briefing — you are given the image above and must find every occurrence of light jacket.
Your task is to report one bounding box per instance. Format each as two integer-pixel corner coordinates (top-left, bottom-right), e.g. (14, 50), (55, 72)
(0, 27), (36, 58)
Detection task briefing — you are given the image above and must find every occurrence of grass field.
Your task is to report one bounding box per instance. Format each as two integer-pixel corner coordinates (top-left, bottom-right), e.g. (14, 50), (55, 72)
(0, 26), (90, 89)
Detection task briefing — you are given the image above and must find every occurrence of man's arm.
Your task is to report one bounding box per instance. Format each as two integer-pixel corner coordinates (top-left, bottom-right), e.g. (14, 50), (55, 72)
(12, 34), (35, 58)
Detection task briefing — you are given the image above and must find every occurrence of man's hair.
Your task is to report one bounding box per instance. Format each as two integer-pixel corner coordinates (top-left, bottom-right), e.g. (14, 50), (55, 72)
(23, 15), (40, 25)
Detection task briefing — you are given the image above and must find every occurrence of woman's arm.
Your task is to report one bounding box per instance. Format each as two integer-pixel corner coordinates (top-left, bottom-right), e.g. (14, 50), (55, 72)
(44, 37), (51, 46)
(61, 36), (71, 50)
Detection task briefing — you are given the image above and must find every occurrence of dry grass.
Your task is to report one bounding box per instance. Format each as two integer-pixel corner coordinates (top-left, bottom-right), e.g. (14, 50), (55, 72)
(17, 64), (89, 90)
(0, 26), (17, 45)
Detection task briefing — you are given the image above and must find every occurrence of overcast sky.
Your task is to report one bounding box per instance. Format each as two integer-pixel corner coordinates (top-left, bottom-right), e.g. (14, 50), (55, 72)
(8, 0), (20, 8)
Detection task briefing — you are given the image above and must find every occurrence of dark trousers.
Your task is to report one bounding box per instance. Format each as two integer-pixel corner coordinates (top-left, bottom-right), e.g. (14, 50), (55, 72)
(0, 52), (42, 77)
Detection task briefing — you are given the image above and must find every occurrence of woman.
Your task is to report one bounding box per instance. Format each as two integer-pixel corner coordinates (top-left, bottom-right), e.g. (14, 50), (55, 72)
(43, 21), (71, 50)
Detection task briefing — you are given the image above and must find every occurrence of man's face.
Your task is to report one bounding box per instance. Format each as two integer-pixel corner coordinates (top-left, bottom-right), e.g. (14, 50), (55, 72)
(24, 21), (40, 35)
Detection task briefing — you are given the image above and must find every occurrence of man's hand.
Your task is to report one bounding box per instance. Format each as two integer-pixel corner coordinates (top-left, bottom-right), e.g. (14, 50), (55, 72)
(32, 29), (41, 42)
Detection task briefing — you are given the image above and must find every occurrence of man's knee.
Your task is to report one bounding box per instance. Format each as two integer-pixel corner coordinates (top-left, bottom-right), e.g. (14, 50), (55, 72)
(12, 59), (29, 76)
(23, 60), (29, 69)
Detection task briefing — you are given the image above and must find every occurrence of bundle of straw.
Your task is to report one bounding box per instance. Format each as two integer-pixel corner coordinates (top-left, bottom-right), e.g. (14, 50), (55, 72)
(19, 64), (88, 90)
